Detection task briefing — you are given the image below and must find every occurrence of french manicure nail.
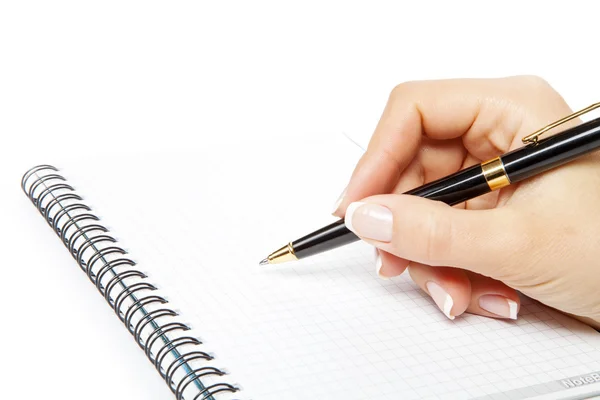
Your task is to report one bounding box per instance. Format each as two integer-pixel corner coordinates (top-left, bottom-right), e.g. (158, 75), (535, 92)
(478, 295), (518, 320)
(426, 281), (455, 320)
(344, 202), (393, 242)
(332, 186), (347, 215)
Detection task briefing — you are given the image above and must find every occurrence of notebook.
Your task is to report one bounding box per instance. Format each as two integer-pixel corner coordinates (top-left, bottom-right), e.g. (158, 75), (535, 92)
(21, 134), (600, 400)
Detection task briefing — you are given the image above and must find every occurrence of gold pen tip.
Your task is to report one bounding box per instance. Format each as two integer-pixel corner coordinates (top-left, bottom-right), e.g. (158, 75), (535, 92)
(259, 258), (269, 266)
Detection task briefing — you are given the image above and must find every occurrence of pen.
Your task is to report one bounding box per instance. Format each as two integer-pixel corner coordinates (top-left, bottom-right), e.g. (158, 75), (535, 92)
(260, 103), (600, 266)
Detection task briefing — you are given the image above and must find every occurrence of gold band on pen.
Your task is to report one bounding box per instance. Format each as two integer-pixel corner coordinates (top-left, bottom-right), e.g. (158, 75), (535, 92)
(481, 157), (511, 191)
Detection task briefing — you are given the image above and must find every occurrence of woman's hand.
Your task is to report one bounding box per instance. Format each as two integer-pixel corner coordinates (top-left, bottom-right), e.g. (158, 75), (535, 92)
(334, 76), (600, 329)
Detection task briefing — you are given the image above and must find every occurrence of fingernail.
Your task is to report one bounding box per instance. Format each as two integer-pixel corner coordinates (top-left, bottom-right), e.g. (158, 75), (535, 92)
(332, 186), (347, 215)
(345, 202), (393, 242)
(478, 295), (518, 320)
(426, 281), (455, 320)
(374, 249), (388, 279)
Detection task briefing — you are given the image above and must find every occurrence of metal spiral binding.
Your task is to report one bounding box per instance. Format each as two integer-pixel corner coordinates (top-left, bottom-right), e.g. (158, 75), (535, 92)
(22, 165), (240, 400)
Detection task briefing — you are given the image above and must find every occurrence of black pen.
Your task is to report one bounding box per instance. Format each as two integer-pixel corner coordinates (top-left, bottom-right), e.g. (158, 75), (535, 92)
(260, 103), (600, 265)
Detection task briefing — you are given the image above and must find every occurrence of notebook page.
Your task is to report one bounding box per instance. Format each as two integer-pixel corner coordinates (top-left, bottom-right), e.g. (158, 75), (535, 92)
(61, 135), (600, 400)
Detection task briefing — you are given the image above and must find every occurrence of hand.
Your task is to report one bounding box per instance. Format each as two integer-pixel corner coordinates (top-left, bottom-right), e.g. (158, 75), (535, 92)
(334, 76), (600, 329)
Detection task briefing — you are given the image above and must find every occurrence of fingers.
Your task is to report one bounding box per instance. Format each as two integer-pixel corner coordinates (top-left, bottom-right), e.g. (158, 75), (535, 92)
(406, 262), (520, 320)
(344, 194), (522, 276)
(407, 264), (471, 320)
(465, 271), (520, 320)
(332, 77), (530, 218)
(375, 249), (409, 279)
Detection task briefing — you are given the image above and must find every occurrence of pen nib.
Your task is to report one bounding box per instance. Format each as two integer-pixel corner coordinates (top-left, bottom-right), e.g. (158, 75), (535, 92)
(259, 258), (269, 266)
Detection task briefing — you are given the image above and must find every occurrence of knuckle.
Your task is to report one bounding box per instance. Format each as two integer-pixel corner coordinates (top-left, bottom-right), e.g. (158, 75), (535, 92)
(528, 76), (553, 93)
(516, 74), (553, 92)
(390, 81), (417, 99)
(421, 206), (454, 264)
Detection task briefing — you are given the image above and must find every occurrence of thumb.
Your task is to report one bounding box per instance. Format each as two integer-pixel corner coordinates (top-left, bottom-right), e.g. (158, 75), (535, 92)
(344, 194), (522, 275)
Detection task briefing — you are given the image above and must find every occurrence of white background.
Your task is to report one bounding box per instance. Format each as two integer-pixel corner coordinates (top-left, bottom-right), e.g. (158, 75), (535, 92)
(1, 1), (600, 399)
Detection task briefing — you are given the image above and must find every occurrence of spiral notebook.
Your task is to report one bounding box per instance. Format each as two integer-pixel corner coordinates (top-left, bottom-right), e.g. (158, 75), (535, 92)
(21, 136), (600, 400)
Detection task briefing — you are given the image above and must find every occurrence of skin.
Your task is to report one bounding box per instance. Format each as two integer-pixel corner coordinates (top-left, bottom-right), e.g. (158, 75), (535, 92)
(333, 75), (600, 329)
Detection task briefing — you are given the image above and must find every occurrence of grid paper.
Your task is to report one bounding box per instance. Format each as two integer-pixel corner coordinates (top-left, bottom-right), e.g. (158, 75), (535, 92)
(64, 137), (600, 399)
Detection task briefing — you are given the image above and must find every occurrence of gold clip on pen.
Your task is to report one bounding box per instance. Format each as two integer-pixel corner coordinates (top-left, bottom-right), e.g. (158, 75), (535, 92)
(260, 103), (600, 266)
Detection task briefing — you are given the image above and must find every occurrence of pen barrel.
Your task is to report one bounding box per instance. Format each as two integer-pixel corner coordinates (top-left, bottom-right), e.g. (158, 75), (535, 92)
(501, 117), (600, 183)
(405, 164), (490, 206)
(292, 219), (356, 259)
